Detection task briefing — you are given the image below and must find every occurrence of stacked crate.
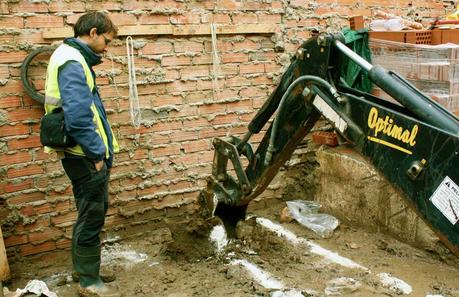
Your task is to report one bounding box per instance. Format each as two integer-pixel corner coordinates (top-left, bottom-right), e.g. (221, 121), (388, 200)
(369, 38), (459, 115)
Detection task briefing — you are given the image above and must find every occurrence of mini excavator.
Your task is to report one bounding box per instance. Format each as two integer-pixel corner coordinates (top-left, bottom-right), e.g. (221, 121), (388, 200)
(199, 33), (459, 258)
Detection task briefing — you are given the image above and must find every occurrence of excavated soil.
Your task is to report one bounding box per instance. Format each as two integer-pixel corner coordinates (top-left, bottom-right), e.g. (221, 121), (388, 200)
(4, 198), (459, 297)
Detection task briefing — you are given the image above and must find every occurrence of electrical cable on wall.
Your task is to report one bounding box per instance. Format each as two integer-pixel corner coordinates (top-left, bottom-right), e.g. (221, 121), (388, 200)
(126, 36), (142, 129)
(211, 23), (221, 101)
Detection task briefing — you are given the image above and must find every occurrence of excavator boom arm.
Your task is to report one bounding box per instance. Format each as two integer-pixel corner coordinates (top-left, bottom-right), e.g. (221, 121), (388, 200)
(200, 33), (459, 257)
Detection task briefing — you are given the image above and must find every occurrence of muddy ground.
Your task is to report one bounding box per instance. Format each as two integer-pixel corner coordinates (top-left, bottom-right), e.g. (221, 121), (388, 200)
(4, 197), (459, 297)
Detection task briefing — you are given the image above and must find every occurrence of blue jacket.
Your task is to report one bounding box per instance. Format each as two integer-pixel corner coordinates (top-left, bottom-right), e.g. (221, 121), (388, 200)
(58, 38), (114, 168)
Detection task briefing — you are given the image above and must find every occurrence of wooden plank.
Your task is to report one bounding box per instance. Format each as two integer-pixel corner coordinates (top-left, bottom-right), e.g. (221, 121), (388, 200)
(118, 25), (173, 36)
(43, 24), (277, 39)
(0, 227), (9, 281)
(173, 24), (277, 36)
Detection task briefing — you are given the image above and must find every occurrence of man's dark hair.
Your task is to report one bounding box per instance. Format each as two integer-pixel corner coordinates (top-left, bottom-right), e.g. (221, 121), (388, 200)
(73, 12), (118, 38)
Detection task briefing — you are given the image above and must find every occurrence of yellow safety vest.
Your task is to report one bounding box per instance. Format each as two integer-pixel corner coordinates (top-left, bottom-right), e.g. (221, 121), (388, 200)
(44, 43), (119, 157)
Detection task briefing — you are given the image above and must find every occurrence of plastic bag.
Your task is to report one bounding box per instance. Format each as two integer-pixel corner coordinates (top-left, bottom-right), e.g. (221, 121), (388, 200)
(286, 200), (339, 238)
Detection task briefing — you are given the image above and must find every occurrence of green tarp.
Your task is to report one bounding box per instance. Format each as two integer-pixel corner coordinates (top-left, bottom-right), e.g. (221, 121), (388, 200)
(340, 28), (373, 93)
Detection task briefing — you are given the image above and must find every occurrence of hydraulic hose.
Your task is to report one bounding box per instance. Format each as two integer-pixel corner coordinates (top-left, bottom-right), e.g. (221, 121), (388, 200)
(20, 46), (55, 104)
(264, 75), (339, 165)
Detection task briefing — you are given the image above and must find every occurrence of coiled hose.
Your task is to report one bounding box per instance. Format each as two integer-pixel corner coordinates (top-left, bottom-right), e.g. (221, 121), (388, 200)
(20, 46), (56, 104)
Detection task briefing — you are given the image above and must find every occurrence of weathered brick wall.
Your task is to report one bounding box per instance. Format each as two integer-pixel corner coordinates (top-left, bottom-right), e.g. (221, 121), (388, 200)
(0, 0), (449, 259)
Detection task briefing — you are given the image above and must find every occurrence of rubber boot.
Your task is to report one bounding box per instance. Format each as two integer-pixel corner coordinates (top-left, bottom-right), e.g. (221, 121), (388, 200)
(74, 245), (120, 297)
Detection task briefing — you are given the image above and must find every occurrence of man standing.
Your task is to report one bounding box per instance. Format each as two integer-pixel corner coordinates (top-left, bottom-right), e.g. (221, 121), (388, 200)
(44, 12), (120, 297)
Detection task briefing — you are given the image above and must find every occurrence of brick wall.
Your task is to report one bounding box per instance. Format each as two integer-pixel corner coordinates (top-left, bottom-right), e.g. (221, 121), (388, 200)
(0, 0), (448, 259)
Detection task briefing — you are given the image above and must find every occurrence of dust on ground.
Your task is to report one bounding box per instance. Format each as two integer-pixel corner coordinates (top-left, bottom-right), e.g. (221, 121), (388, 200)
(5, 199), (459, 297)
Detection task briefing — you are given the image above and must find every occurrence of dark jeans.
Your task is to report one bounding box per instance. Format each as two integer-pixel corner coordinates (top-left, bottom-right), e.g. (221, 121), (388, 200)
(62, 157), (109, 247)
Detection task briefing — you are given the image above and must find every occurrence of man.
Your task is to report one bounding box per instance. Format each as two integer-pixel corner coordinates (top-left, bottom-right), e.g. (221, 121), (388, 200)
(44, 11), (120, 297)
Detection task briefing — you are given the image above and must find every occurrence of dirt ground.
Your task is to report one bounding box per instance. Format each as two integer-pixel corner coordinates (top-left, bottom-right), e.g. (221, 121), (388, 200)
(4, 198), (459, 297)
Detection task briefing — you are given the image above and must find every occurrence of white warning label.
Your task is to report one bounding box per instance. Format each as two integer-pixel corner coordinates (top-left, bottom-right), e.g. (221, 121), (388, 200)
(430, 176), (459, 225)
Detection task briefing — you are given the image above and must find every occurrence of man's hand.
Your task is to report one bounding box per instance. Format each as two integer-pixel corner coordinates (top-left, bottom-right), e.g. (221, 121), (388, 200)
(94, 160), (104, 171)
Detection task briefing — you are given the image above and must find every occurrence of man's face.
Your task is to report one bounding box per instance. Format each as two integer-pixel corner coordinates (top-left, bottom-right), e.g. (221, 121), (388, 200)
(88, 30), (115, 54)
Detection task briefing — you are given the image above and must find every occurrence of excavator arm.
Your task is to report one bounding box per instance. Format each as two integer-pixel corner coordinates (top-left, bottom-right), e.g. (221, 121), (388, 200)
(199, 33), (459, 257)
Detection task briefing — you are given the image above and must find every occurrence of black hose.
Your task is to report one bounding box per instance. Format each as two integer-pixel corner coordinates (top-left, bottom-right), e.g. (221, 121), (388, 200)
(20, 46), (55, 104)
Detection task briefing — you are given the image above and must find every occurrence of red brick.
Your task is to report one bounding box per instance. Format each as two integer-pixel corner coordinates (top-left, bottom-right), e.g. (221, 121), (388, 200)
(20, 204), (36, 216)
(312, 131), (338, 147)
(245, 1), (270, 10)
(0, 16), (23, 29)
(0, 2), (8, 14)
(258, 14), (282, 24)
(226, 99), (253, 113)
(66, 14), (84, 25)
(8, 192), (45, 206)
(152, 144), (181, 157)
(150, 94), (183, 106)
(0, 51), (28, 64)
(233, 39), (260, 51)
(170, 129), (199, 142)
(210, 113), (240, 125)
(29, 228), (63, 244)
(199, 126), (228, 139)
(56, 238), (71, 250)
(138, 14), (169, 25)
(116, 188), (137, 202)
(7, 108), (44, 122)
(0, 151), (32, 166)
(0, 65), (8, 79)
(0, 124), (29, 137)
(34, 150), (53, 161)
(51, 211), (77, 227)
(10, 0), (48, 13)
(216, 0), (244, 10)
(161, 55), (192, 67)
(174, 41), (204, 53)
(8, 135), (42, 150)
(170, 153), (199, 166)
(4, 234), (28, 247)
(142, 42), (173, 55)
(169, 13), (201, 25)
(5, 179), (33, 193)
(20, 241), (56, 257)
(168, 180), (193, 191)
(152, 193), (184, 209)
(110, 13), (138, 26)
(250, 75), (274, 85)
(169, 105), (198, 118)
(240, 63), (265, 74)
(181, 65), (210, 79)
(196, 79), (213, 91)
(124, 0), (183, 10)
(137, 184), (168, 198)
(203, 13), (231, 24)
(22, 94), (45, 107)
(0, 96), (21, 108)
(192, 55), (213, 65)
(233, 13), (258, 24)
(26, 15), (64, 29)
(110, 163), (139, 176)
(198, 150), (214, 163)
(7, 164), (43, 178)
(264, 62), (281, 73)
(167, 80), (197, 93)
(49, 0), (85, 12)
(240, 86), (268, 97)
(182, 139), (211, 153)
(166, 69), (180, 80)
(221, 52), (249, 63)
(35, 203), (53, 215)
(16, 217), (50, 233)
